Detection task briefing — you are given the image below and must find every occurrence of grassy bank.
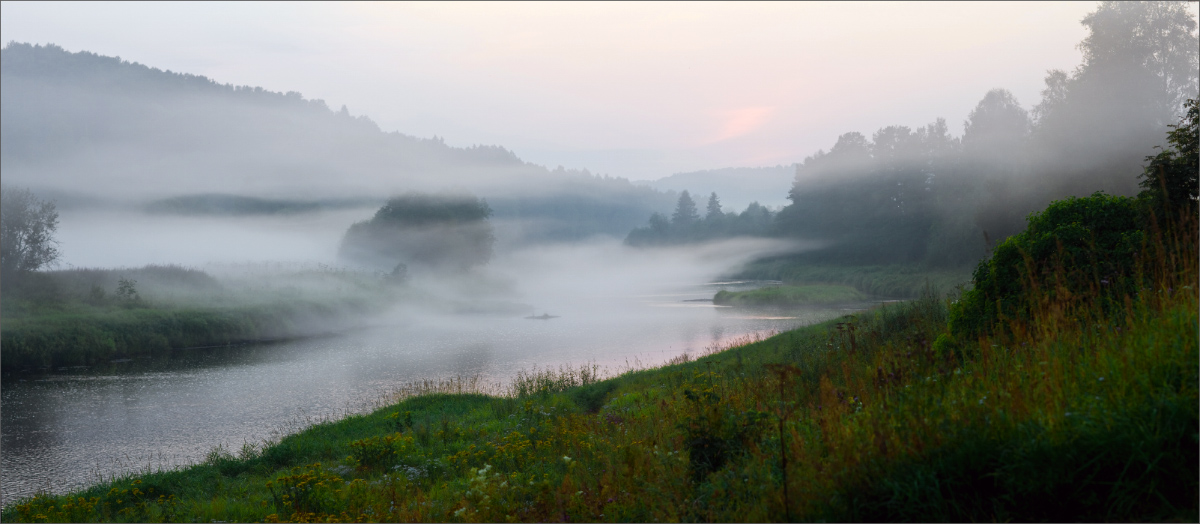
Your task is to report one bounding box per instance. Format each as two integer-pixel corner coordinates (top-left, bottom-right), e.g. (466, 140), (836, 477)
(733, 260), (972, 298)
(0, 300), (370, 371)
(6, 189), (1196, 521)
(713, 283), (866, 306)
(6, 263), (1194, 521)
(0, 264), (396, 372)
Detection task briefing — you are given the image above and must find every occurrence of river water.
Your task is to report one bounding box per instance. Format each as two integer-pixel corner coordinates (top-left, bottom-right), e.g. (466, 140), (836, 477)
(3, 211), (856, 503)
(0, 279), (869, 504)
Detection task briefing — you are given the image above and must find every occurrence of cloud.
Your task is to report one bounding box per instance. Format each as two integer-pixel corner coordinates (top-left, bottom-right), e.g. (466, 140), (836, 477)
(709, 106), (775, 144)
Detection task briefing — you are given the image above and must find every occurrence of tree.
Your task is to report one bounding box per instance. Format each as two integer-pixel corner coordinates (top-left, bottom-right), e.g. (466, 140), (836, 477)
(1077, 1), (1198, 116)
(1139, 98), (1199, 221)
(1, 186), (60, 277)
(671, 190), (699, 227)
(962, 89), (1031, 165)
(705, 192), (723, 221)
(338, 192), (495, 273)
(1032, 1), (1198, 195)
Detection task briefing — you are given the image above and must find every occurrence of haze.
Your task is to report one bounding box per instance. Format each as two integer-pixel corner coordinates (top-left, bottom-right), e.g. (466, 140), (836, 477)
(0, 1), (1115, 180)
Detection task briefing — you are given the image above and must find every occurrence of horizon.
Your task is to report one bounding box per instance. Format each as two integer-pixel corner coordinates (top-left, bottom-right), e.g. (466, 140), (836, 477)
(0, 1), (1141, 180)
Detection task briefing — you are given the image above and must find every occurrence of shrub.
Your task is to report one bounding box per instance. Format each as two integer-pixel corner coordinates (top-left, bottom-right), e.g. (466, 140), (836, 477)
(950, 192), (1145, 340)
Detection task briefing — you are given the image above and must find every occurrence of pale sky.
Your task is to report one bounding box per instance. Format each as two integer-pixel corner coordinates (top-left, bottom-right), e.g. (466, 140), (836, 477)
(1, 1), (1114, 180)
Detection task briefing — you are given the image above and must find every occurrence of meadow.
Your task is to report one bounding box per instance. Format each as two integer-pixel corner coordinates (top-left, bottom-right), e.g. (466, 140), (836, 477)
(4, 192), (1195, 522)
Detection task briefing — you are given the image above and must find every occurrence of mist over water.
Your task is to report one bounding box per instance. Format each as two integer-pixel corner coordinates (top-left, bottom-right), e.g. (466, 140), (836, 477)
(54, 208), (369, 268)
(1, 273), (859, 504)
(4, 207), (842, 503)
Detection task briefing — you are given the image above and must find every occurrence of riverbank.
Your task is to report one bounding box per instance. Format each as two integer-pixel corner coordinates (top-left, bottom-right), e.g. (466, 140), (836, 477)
(6, 273), (1194, 521)
(0, 301), (374, 372)
(731, 260), (971, 298)
(7, 192), (1197, 521)
(0, 265), (398, 372)
(712, 283), (866, 306)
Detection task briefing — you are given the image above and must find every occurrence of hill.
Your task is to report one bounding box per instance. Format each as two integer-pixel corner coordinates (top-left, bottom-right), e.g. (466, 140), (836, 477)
(0, 42), (675, 242)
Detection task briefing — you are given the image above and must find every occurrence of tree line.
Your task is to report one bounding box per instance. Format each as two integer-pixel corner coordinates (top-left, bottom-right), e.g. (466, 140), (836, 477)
(625, 190), (776, 246)
(625, 2), (1198, 271)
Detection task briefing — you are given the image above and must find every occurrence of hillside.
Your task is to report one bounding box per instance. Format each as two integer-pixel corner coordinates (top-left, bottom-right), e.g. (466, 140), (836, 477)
(0, 43), (675, 241)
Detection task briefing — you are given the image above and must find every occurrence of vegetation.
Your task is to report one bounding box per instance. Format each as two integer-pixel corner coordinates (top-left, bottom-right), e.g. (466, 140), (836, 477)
(6, 177), (1194, 520)
(0, 264), (399, 372)
(0, 185), (60, 278)
(625, 191), (776, 246)
(713, 284), (866, 307)
(722, 2), (1196, 271)
(733, 261), (971, 299)
(339, 193), (496, 273)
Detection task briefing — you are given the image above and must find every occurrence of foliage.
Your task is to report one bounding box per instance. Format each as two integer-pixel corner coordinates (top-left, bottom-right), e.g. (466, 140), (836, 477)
(625, 191), (777, 247)
(775, 3), (1197, 268)
(776, 119), (961, 266)
(0, 185), (60, 277)
(1139, 98), (1199, 222)
(950, 192), (1146, 341)
(339, 192), (496, 273)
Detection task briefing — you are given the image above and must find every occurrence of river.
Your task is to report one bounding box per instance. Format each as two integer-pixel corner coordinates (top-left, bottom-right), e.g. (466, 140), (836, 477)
(3, 211), (855, 503)
(0, 280), (872, 504)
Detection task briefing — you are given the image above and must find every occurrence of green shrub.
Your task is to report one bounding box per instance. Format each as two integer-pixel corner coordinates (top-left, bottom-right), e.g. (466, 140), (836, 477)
(950, 192), (1145, 340)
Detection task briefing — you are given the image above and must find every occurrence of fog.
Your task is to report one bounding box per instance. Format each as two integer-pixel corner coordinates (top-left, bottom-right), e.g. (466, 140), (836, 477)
(6, 3), (1198, 505)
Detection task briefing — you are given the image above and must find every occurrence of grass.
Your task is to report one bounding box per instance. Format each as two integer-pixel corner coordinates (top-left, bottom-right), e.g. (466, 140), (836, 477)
(712, 283), (867, 306)
(0, 264), (400, 372)
(0, 300), (373, 371)
(732, 260), (972, 298)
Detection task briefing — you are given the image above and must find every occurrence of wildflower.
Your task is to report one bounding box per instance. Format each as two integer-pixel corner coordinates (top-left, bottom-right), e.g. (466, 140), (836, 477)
(562, 455), (572, 463)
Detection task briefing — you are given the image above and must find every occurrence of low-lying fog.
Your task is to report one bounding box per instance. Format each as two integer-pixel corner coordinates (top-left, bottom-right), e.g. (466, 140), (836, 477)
(54, 206), (811, 304)
(4, 208), (846, 503)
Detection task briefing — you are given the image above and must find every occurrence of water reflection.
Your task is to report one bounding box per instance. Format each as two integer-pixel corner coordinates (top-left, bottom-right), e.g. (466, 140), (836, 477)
(1, 287), (868, 503)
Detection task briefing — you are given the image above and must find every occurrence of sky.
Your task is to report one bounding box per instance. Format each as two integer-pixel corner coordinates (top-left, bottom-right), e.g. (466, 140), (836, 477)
(0, 1), (1109, 180)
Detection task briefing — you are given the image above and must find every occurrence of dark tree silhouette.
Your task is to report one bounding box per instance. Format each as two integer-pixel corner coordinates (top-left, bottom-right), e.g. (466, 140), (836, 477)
(671, 190), (699, 227)
(339, 193), (495, 273)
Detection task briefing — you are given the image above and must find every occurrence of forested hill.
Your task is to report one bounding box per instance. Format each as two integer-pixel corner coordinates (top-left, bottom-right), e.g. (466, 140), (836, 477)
(0, 43), (675, 241)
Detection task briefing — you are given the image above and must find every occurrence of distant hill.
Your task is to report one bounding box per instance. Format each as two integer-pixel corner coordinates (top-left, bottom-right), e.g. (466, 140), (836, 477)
(0, 42), (675, 242)
(644, 166), (795, 211)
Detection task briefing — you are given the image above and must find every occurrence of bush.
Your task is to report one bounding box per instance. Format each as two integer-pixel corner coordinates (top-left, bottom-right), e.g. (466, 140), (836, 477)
(950, 192), (1145, 340)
